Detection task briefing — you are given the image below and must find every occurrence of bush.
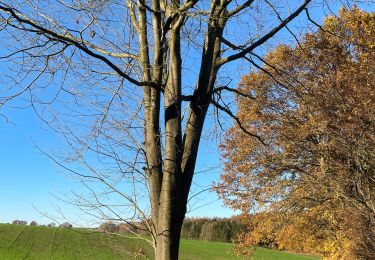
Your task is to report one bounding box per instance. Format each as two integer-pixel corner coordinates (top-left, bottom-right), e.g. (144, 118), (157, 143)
(59, 222), (72, 228)
(98, 222), (119, 233)
(12, 220), (27, 225)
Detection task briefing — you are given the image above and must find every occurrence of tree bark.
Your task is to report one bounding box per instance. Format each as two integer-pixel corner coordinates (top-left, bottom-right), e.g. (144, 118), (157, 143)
(155, 216), (183, 260)
(152, 3), (227, 259)
(153, 10), (184, 258)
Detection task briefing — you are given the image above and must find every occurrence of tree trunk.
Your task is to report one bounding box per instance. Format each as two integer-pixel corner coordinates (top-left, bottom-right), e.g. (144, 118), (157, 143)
(155, 213), (184, 260)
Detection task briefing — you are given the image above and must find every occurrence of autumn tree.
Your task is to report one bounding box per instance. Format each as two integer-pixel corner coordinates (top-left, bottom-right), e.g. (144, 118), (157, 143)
(0, 0), (348, 259)
(217, 7), (375, 259)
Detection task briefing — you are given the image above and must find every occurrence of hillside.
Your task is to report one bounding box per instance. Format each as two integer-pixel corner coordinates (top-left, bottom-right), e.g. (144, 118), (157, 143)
(0, 224), (319, 259)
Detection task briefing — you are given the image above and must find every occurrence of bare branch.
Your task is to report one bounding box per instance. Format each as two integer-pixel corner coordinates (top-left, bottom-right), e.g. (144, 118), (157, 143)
(210, 99), (266, 145)
(0, 4), (148, 86)
(218, 0), (311, 67)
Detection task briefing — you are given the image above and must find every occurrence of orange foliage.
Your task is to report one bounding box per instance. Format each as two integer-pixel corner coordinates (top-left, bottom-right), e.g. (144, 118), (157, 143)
(216, 7), (375, 260)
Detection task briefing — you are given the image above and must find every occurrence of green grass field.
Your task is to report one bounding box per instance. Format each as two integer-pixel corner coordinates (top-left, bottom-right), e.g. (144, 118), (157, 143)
(0, 224), (319, 259)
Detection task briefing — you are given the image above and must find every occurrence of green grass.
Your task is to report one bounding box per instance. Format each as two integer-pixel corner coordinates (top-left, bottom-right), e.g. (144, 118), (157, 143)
(179, 240), (319, 260)
(0, 224), (153, 259)
(252, 248), (318, 260)
(0, 224), (319, 259)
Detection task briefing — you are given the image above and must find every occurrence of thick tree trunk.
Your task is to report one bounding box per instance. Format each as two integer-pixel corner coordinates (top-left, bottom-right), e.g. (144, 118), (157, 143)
(153, 15), (185, 258)
(154, 213), (184, 260)
(149, 3), (226, 260)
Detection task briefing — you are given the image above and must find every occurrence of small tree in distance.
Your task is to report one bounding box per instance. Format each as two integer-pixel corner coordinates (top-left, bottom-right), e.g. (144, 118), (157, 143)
(98, 222), (119, 233)
(12, 220), (27, 225)
(47, 222), (56, 228)
(59, 222), (73, 228)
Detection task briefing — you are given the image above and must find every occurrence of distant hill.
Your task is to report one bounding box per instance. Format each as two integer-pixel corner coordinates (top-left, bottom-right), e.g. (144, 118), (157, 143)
(0, 223), (152, 259)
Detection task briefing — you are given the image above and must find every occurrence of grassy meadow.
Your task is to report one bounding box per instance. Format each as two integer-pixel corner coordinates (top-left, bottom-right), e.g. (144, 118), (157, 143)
(0, 224), (319, 259)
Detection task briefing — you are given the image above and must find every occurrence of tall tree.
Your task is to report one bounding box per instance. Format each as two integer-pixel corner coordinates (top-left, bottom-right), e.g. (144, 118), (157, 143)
(0, 0), (336, 259)
(217, 7), (375, 259)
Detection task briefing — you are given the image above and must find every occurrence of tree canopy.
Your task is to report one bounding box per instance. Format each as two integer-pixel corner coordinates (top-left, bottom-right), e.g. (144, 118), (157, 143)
(217, 7), (375, 259)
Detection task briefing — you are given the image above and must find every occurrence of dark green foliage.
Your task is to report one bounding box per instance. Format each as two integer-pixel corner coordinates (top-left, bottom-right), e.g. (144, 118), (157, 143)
(97, 217), (243, 243)
(180, 217), (244, 243)
(181, 218), (206, 240)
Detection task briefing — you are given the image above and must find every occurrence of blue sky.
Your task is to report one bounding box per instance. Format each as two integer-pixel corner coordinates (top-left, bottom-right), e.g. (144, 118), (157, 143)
(0, 106), (82, 224)
(0, 101), (234, 226)
(0, 2), (373, 227)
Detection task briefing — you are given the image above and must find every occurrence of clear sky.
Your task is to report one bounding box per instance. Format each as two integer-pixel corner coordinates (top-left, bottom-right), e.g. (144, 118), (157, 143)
(0, 101), (235, 226)
(0, 2), (373, 227)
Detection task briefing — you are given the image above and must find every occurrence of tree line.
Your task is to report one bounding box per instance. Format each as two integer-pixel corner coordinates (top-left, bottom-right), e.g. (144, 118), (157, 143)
(180, 217), (244, 242)
(98, 217), (244, 243)
(11, 220), (70, 228)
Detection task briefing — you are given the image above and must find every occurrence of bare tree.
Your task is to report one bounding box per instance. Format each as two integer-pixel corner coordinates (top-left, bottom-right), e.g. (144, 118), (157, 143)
(0, 0), (332, 259)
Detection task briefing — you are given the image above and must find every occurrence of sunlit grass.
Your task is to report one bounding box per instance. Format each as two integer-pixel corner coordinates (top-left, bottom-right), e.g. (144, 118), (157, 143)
(0, 224), (319, 259)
